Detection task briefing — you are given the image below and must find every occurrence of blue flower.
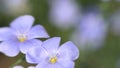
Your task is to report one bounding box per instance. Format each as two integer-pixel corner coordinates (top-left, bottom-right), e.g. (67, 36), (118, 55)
(0, 15), (49, 57)
(13, 65), (23, 68)
(26, 37), (79, 68)
(49, 0), (79, 29)
(71, 12), (107, 51)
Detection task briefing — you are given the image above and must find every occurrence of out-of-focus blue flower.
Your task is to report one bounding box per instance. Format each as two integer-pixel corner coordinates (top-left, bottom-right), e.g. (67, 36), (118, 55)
(49, 0), (80, 29)
(0, 15), (49, 57)
(71, 12), (107, 51)
(13, 65), (24, 68)
(13, 65), (35, 68)
(26, 37), (79, 68)
(28, 66), (35, 68)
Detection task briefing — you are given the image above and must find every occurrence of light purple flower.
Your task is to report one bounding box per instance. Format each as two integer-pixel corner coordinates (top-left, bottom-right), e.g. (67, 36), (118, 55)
(28, 66), (35, 68)
(26, 37), (79, 68)
(13, 65), (24, 68)
(0, 15), (49, 57)
(49, 0), (80, 29)
(71, 12), (107, 51)
(13, 65), (35, 68)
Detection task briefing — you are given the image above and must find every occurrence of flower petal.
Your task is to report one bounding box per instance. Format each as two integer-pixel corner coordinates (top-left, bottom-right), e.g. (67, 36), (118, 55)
(0, 27), (15, 41)
(28, 66), (35, 68)
(57, 60), (74, 68)
(36, 61), (51, 68)
(42, 37), (61, 54)
(19, 39), (42, 54)
(13, 66), (24, 68)
(36, 60), (74, 68)
(26, 46), (48, 64)
(52, 63), (63, 68)
(58, 41), (79, 60)
(0, 41), (19, 57)
(28, 25), (49, 39)
(10, 15), (34, 32)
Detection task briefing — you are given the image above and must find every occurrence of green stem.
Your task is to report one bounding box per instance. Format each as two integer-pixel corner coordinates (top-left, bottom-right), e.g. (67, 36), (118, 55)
(9, 57), (25, 68)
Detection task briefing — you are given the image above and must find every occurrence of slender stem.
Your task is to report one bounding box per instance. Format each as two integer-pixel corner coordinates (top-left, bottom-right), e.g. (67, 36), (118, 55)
(9, 57), (25, 68)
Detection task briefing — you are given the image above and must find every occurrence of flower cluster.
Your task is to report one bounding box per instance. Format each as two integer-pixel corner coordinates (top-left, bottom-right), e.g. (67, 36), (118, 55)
(0, 15), (79, 68)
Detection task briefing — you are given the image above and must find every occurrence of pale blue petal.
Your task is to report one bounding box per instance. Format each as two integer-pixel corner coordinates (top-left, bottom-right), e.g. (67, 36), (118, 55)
(10, 15), (34, 32)
(19, 39), (42, 54)
(52, 63), (63, 68)
(26, 46), (48, 64)
(0, 41), (19, 57)
(28, 25), (49, 40)
(36, 60), (74, 68)
(36, 61), (51, 68)
(58, 41), (79, 60)
(57, 60), (74, 68)
(13, 66), (24, 68)
(42, 37), (61, 54)
(0, 27), (15, 41)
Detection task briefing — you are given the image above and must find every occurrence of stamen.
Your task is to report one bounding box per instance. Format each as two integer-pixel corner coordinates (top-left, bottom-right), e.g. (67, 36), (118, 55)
(18, 34), (26, 42)
(49, 57), (57, 64)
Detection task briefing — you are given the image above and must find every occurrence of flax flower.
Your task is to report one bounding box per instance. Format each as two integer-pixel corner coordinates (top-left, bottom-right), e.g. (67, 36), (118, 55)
(26, 37), (79, 68)
(0, 15), (49, 57)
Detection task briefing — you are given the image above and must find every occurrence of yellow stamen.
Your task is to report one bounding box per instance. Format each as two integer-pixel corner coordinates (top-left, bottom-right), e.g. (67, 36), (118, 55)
(18, 34), (26, 42)
(49, 57), (57, 64)
(18, 37), (26, 42)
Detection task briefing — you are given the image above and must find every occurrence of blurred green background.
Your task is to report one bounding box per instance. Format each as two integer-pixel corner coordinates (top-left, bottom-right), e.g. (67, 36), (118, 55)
(0, 0), (120, 68)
